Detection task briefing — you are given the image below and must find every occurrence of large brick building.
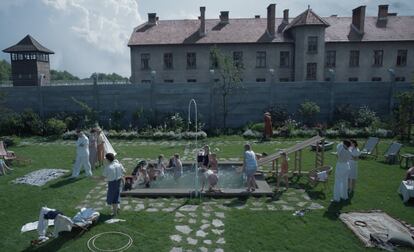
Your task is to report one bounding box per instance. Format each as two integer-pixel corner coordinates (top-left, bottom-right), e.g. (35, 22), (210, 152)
(128, 4), (414, 84)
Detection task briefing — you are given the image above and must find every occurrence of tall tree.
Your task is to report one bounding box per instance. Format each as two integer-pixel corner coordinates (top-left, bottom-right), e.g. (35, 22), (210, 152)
(0, 60), (11, 81)
(210, 46), (243, 129)
(396, 85), (414, 141)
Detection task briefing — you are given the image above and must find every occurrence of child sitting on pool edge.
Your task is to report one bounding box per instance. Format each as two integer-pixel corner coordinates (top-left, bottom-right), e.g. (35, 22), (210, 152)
(199, 167), (221, 193)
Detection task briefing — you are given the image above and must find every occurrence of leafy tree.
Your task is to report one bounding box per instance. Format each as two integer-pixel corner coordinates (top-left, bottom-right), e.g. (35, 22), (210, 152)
(210, 46), (243, 129)
(264, 104), (290, 128)
(355, 106), (379, 128)
(0, 60), (11, 81)
(90, 72), (129, 83)
(71, 97), (98, 128)
(395, 88), (414, 141)
(50, 70), (80, 81)
(298, 101), (320, 126)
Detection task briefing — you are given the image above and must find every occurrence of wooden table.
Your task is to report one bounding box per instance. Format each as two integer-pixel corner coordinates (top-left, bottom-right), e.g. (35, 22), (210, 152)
(400, 153), (414, 169)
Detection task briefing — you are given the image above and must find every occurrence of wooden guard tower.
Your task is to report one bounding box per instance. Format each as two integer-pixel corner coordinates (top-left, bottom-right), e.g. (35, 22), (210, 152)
(2, 35), (54, 86)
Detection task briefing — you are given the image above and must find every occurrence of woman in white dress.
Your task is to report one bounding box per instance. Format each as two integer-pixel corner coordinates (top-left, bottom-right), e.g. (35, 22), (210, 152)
(348, 139), (361, 194)
(333, 140), (352, 202)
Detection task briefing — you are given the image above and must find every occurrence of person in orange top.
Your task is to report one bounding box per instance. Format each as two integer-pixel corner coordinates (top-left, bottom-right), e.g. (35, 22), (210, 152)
(263, 112), (272, 141)
(276, 152), (289, 191)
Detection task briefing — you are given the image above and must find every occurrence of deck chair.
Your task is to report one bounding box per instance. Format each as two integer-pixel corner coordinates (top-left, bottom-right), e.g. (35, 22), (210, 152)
(307, 165), (333, 190)
(384, 142), (403, 164)
(360, 137), (380, 159)
(0, 141), (16, 162)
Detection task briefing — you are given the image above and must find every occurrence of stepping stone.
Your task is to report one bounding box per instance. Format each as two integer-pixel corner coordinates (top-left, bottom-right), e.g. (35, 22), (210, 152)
(175, 212), (185, 218)
(203, 205), (213, 212)
(212, 229), (224, 235)
(250, 208), (263, 211)
(281, 205), (294, 211)
(123, 205), (132, 211)
(180, 205), (198, 212)
(287, 197), (299, 202)
(200, 224), (210, 230)
(216, 238), (226, 244)
(297, 202), (307, 207)
(199, 247), (208, 252)
(170, 235), (182, 242)
(135, 204), (145, 211)
(235, 205), (246, 210)
(285, 191), (296, 196)
(189, 212), (197, 218)
(212, 219), (224, 227)
(176, 225), (192, 235)
(303, 195), (311, 201)
(146, 208), (159, 212)
(162, 207), (175, 212)
(214, 249), (224, 252)
(150, 202), (164, 208)
(296, 189), (306, 193)
(175, 218), (184, 222)
(187, 237), (198, 245)
(308, 203), (324, 210)
(215, 212), (225, 219)
(216, 205), (229, 210)
(201, 219), (209, 224)
(267, 205), (277, 211)
(202, 212), (211, 218)
(170, 247), (183, 252)
(203, 240), (212, 245)
(252, 202), (262, 207)
(196, 230), (208, 237)
(274, 200), (287, 204)
(189, 218), (197, 224)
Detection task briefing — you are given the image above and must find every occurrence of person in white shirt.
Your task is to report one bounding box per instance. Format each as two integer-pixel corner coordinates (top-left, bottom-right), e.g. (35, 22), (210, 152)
(243, 144), (258, 192)
(71, 130), (92, 178)
(102, 153), (126, 216)
(348, 139), (361, 194)
(333, 140), (352, 202)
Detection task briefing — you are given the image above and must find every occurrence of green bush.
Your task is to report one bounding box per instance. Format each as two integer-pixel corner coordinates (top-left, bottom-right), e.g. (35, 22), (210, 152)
(165, 113), (185, 132)
(45, 118), (67, 136)
(0, 136), (19, 147)
(264, 105), (289, 128)
(333, 104), (357, 126)
(0, 112), (24, 135)
(298, 101), (320, 126)
(250, 123), (264, 132)
(355, 106), (379, 128)
(21, 109), (43, 135)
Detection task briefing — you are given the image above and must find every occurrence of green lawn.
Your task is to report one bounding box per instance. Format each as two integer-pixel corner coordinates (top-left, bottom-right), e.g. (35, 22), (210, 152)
(0, 136), (413, 251)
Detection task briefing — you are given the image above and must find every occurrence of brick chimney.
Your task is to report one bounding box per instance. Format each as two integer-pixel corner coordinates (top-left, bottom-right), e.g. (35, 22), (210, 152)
(283, 9), (289, 23)
(199, 7), (206, 37)
(267, 4), (276, 37)
(351, 6), (366, 34)
(148, 13), (157, 25)
(219, 11), (229, 24)
(377, 5), (388, 27)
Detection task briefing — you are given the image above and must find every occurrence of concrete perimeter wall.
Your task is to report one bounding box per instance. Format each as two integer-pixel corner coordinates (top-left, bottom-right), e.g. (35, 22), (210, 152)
(1, 82), (412, 128)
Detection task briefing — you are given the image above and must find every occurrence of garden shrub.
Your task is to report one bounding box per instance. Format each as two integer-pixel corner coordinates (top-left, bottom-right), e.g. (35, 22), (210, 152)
(355, 106), (379, 128)
(20, 109), (44, 135)
(298, 101), (320, 126)
(264, 104), (289, 127)
(0, 112), (24, 135)
(333, 104), (357, 126)
(44, 118), (67, 136)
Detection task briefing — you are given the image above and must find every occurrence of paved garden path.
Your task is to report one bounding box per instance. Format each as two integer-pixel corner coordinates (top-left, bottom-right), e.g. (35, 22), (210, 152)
(78, 182), (324, 252)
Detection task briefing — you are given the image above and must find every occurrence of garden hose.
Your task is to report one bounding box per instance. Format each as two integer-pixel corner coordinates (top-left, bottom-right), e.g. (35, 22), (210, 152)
(87, 231), (133, 252)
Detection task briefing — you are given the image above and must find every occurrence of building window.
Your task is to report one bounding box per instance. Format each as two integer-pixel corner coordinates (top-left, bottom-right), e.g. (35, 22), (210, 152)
(187, 79), (197, 83)
(349, 50), (359, 67)
(326, 50), (336, 68)
(141, 79), (151, 84)
(373, 50), (383, 66)
(348, 77), (358, 82)
(256, 78), (266, 82)
(256, 51), (266, 68)
(306, 63), (317, 80)
(233, 51), (243, 68)
(372, 77), (382, 81)
(163, 53), (173, 70)
(164, 79), (174, 83)
(141, 53), (150, 70)
(280, 51), (290, 68)
(308, 36), (318, 53)
(396, 50), (407, 66)
(18, 54), (23, 60)
(187, 52), (197, 69)
(395, 77), (406, 82)
(279, 78), (289, 82)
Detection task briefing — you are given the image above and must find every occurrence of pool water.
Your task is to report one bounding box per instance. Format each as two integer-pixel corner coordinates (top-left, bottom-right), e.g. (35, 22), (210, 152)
(134, 165), (245, 190)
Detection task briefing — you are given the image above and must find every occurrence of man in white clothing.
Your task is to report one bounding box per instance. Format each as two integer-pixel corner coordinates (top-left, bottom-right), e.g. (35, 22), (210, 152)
(71, 130), (92, 178)
(333, 140), (352, 202)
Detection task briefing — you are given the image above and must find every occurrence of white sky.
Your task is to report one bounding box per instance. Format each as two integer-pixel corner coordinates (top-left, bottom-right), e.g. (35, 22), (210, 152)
(0, 0), (412, 78)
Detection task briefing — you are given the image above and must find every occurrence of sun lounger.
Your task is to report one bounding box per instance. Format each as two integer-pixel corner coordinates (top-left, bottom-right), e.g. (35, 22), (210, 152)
(0, 141), (16, 163)
(360, 137), (380, 159)
(384, 142), (403, 164)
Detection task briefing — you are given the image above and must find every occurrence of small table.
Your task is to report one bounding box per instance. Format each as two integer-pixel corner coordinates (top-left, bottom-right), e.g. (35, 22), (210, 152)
(398, 180), (414, 203)
(400, 153), (414, 169)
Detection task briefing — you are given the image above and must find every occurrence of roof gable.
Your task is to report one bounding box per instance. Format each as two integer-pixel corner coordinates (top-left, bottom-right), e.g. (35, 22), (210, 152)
(285, 8), (330, 31)
(2, 35), (54, 54)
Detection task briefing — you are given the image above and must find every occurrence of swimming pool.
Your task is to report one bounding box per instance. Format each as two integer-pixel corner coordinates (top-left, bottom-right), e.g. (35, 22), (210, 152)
(121, 162), (273, 198)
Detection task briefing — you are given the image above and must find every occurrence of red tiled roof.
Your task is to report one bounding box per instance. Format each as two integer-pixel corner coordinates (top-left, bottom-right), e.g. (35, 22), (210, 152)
(2, 35), (54, 54)
(285, 8), (330, 31)
(128, 15), (414, 46)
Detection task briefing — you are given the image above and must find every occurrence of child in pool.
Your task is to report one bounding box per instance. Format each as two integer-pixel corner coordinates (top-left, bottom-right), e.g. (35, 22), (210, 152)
(200, 167), (221, 192)
(276, 152), (289, 191)
(209, 153), (218, 173)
